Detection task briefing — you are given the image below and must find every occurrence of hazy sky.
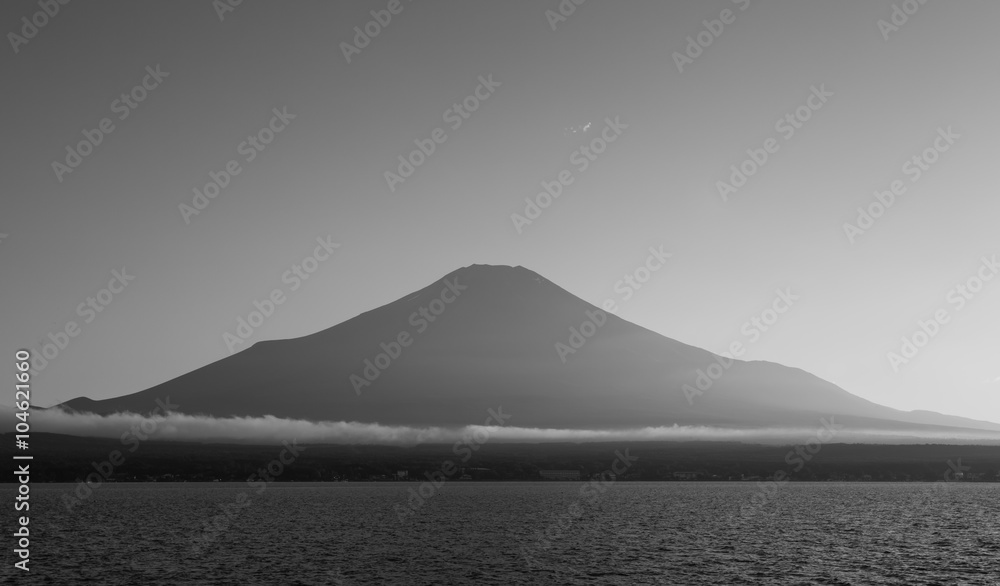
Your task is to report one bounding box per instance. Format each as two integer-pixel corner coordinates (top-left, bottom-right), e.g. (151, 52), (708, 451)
(2, 1), (998, 422)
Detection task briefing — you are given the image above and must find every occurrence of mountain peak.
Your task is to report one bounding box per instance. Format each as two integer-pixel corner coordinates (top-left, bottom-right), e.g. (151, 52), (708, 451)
(58, 265), (1000, 434)
(451, 263), (537, 278)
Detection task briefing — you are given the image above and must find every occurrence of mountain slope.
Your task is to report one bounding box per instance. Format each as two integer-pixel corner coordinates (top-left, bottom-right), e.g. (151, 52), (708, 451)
(58, 265), (1000, 433)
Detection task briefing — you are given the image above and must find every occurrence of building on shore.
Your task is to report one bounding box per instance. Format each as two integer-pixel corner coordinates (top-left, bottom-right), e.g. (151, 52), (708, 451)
(539, 470), (581, 481)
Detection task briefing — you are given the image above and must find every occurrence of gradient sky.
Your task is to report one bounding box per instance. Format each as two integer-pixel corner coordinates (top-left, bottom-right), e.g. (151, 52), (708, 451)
(2, 1), (998, 422)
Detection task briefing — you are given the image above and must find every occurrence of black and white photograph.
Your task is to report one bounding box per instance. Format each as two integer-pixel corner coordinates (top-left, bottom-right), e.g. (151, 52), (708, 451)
(2, 1), (999, 584)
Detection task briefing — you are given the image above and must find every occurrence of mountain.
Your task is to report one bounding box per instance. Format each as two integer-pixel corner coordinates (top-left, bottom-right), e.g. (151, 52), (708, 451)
(58, 265), (1000, 434)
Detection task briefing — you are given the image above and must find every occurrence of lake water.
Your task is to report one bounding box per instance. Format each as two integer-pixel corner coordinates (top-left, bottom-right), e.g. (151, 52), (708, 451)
(4, 482), (998, 584)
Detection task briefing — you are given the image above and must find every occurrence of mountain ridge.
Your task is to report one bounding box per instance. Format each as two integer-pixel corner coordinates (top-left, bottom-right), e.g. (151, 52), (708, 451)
(57, 264), (1000, 434)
